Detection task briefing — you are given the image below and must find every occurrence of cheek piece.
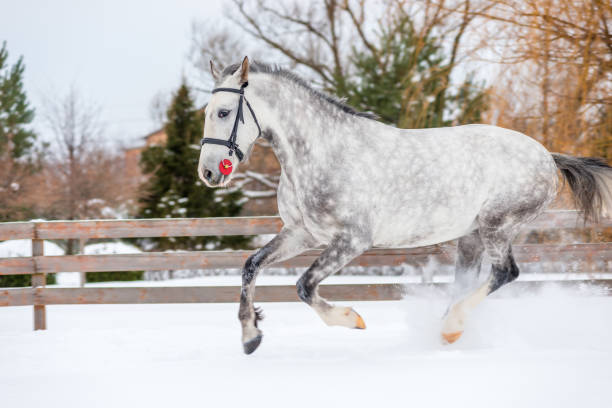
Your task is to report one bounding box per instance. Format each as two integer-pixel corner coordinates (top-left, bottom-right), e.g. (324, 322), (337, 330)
(201, 81), (262, 175)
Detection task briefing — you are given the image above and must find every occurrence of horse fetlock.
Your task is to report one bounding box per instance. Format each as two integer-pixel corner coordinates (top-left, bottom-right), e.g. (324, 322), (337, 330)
(296, 275), (314, 305)
(315, 305), (366, 329)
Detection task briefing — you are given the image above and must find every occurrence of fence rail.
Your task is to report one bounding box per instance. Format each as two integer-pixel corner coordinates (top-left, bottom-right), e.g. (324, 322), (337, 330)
(1, 243), (611, 276)
(1, 210), (611, 330)
(3, 280), (612, 308)
(1, 210), (609, 241)
(0, 216), (284, 240)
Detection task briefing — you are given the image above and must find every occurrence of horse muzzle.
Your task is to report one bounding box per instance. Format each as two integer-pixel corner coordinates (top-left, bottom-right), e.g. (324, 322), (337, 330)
(200, 167), (226, 187)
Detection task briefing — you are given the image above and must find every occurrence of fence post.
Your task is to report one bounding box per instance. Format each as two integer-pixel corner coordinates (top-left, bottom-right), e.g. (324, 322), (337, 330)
(32, 238), (46, 330)
(79, 238), (86, 287)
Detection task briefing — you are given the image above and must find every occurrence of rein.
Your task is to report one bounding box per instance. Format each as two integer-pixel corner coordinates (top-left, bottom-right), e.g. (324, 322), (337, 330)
(200, 81), (261, 162)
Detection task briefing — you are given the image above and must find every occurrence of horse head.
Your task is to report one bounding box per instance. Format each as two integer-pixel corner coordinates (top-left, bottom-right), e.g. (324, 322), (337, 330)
(198, 56), (260, 187)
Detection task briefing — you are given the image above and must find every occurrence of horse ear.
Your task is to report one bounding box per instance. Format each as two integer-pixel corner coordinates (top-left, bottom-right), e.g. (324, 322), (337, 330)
(239, 56), (249, 84)
(210, 60), (220, 81)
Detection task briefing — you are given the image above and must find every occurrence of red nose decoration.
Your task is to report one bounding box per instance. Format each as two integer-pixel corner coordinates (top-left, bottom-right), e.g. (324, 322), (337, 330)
(219, 159), (233, 175)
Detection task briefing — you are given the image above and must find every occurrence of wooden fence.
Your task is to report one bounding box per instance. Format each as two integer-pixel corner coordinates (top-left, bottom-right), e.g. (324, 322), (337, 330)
(1, 211), (611, 330)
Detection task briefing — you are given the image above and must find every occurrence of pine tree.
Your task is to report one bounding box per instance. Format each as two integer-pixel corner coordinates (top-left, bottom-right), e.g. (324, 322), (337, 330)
(344, 17), (488, 129)
(0, 41), (40, 223)
(0, 42), (55, 287)
(0, 41), (36, 159)
(138, 83), (249, 251)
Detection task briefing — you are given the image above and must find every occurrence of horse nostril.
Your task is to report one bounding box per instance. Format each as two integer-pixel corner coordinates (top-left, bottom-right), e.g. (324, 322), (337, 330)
(203, 169), (213, 181)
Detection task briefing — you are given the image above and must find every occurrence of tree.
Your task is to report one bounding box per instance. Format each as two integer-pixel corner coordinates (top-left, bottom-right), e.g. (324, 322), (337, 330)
(215, 1), (488, 93)
(463, 0), (612, 156)
(345, 15), (488, 128)
(0, 41), (40, 222)
(0, 42), (36, 159)
(192, 1), (488, 122)
(138, 83), (250, 251)
(0, 42), (57, 287)
(40, 89), (130, 254)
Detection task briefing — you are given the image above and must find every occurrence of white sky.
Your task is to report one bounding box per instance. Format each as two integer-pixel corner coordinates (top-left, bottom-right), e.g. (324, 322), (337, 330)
(0, 0), (223, 147)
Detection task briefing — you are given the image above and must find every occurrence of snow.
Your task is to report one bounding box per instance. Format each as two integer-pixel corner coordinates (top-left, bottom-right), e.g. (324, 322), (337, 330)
(1, 284), (611, 408)
(83, 242), (142, 255)
(0, 239), (141, 259)
(0, 239), (64, 257)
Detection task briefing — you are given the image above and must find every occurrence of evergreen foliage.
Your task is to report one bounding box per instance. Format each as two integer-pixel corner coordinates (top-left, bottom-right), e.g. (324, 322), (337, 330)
(344, 17), (488, 129)
(0, 41), (36, 159)
(0, 42), (41, 287)
(86, 271), (143, 283)
(0, 274), (56, 288)
(138, 83), (249, 251)
(0, 42), (40, 224)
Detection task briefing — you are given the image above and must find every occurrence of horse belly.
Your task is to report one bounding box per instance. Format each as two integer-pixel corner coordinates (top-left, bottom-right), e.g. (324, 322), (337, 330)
(373, 202), (481, 248)
(370, 165), (486, 247)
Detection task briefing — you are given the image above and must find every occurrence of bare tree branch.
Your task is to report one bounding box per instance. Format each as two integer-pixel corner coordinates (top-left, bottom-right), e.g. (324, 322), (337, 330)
(341, 0), (382, 69)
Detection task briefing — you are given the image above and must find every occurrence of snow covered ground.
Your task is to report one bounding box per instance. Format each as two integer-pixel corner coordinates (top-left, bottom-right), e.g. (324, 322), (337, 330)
(1, 284), (611, 408)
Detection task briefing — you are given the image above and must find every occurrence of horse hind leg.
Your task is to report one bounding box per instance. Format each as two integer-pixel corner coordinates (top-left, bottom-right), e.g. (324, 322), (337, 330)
(296, 232), (370, 329)
(452, 229), (485, 297)
(441, 223), (521, 344)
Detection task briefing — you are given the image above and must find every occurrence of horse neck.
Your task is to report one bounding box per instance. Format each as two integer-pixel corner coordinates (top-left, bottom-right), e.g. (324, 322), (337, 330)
(249, 75), (350, 172)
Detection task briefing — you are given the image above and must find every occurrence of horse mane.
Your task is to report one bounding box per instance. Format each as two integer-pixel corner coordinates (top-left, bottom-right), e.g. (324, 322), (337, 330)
(220, 61), (377, 120)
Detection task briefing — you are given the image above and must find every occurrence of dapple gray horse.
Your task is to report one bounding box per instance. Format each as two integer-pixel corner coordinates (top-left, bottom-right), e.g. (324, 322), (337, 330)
(198, 57), (612, 354)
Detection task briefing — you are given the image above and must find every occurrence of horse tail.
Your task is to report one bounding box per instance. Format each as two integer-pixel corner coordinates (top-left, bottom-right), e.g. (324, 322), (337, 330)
(552, 153), (612, 223)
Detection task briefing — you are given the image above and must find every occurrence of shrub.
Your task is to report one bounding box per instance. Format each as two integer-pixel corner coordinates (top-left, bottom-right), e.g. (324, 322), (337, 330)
(0, 273), (56, 288)
(85, 271), (143, 283)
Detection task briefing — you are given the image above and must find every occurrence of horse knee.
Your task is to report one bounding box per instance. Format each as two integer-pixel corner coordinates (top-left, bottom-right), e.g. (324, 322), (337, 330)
(296, 274), (314, 305)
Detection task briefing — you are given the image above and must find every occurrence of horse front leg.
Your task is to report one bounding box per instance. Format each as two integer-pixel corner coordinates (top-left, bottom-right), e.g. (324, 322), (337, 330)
(239, 227), (315, 354)
(296, 231), (371, 329)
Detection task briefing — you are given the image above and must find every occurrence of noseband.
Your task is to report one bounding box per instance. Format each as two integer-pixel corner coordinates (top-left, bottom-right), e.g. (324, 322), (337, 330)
(200, 81), (261, 162)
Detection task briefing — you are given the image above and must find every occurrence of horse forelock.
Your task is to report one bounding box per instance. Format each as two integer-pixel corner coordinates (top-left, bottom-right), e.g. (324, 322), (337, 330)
(218, 60), (377, 120)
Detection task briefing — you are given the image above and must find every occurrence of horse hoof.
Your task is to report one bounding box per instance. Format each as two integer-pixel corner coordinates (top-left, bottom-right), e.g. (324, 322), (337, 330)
(441, 331), (463, 344)
(243, 334), (263, 355)
(317, 306), (367, 329)
(355, 313), (366, 329)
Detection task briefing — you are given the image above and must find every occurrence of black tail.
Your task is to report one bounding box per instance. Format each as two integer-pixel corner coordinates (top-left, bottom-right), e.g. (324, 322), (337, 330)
(552, 153), (612, 223)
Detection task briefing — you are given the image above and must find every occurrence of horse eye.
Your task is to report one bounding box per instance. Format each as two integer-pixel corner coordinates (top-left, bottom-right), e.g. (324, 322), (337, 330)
(218, 109), (230, 118)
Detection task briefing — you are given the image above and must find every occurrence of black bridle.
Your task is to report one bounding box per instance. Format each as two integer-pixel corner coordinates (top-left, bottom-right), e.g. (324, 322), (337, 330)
(200, 81), (261, 162)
